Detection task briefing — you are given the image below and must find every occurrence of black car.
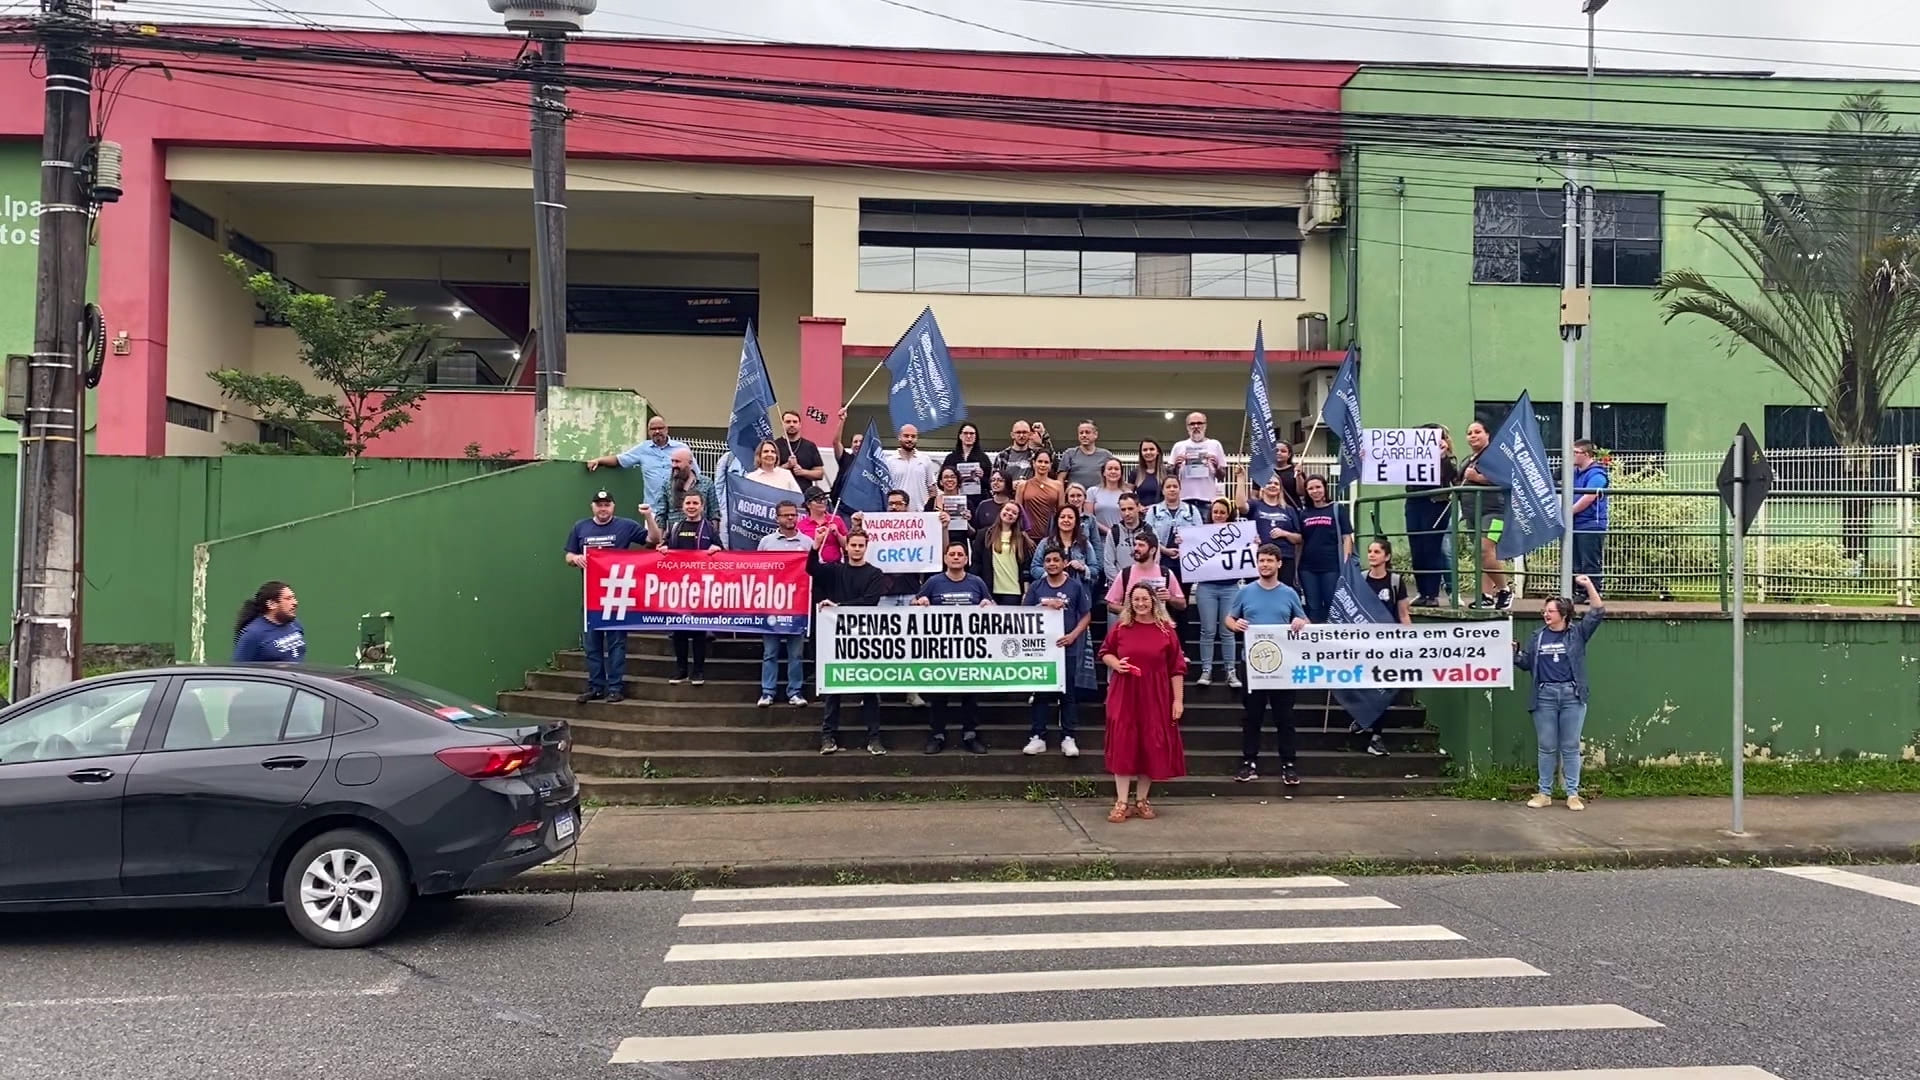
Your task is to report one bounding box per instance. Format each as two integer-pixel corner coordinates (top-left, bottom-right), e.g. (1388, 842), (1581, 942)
(0, 665), (579, 947)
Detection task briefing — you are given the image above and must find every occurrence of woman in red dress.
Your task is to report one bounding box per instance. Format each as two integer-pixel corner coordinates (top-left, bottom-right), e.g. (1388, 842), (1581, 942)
(1099, 582), (1188, 822)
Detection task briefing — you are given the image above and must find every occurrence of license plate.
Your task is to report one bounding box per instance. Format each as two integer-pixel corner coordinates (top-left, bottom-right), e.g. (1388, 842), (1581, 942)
(555, 811), (577, 841)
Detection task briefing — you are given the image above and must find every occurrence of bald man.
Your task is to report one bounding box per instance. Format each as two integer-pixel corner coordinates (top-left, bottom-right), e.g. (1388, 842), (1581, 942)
(886, 423), (939, 508)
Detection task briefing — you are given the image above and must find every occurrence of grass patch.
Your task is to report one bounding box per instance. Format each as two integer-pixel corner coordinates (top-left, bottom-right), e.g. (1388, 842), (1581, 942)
(1446, 760), (1920, 800)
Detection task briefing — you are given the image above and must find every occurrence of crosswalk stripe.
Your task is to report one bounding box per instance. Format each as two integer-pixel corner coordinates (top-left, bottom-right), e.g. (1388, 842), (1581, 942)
(689, 876), (1347, 902)
(1281, 1072), (1783, 1080)
(608, 1003), (1661, 1062)
(1770, 865), (1920, 908)
(664, 923), (1462, 962)
(678, 895), (1397, 927)
(641, 956), (1548, 1008)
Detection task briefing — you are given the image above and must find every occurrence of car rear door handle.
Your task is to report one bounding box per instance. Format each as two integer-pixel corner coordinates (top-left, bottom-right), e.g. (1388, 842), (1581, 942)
(261, 756), (308, 771)
(67, 767), (114, 783)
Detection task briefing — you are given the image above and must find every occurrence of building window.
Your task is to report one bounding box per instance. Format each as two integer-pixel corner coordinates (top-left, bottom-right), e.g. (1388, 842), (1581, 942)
(226, 229), (276, 274)
(165, 397), (215, 432)
(1473, 189), (1662, 287)
(169, 196), (218, 241)
(855, 199), (1302, 300)
(1473, 400), (1666, 454)
(1765, 404), (1920, 449)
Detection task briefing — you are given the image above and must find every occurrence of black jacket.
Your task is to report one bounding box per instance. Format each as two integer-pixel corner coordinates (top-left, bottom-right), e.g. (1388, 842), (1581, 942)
(808, 548), (891, 607)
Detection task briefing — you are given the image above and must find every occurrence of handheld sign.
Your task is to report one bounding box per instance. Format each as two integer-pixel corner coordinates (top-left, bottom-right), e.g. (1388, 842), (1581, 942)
(1362, 427), (1443, 486)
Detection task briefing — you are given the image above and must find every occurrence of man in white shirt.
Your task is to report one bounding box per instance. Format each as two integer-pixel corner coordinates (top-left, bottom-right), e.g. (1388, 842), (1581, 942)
(886, 423), (939, 506)
(1171, 411), (1227, 513)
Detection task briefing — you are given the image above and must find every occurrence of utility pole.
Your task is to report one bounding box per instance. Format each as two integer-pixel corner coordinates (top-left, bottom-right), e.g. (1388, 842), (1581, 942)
(1581, 0), (1608, 441)
(489, 0), (593, 458)
(1558, 169), (1585, 601)
(10, 0), (95, 700)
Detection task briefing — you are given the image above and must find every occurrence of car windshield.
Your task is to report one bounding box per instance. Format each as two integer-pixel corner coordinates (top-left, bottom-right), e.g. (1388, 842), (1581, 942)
(339, 674), (500, 724)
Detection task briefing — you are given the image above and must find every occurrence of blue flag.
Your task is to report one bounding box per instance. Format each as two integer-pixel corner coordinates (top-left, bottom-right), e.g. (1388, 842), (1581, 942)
(1473, 391), (1565, 561)
(1328, 555), (1397, 730)
(1246, 323), (1278, 488)
(724, 473), (796, 552)
(725, 321), (777, 469)
(1320, 345), (1362, 494)
(885, 307), (967, 434)
(837, 420), (894, 516)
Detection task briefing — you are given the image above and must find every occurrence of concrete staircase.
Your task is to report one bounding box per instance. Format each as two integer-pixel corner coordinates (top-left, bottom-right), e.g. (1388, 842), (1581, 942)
(501, 634), (1451, 804)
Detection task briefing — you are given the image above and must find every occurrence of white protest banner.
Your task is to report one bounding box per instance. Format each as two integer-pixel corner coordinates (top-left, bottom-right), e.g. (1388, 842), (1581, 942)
(816, 605), (1065, 694)
(1244, 620), (1513, 690)
(855, 511), (942, 572)
(1175, 520), (1259, 584)
(1361, 427), (1444, 486)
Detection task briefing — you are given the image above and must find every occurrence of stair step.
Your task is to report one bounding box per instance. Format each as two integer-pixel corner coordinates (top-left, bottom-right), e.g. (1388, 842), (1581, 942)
(565, 719), (1439, 755)
(571, 745), (1442, 779)
(578, 773), (1451, 804)
(501, 689), (1426, 726)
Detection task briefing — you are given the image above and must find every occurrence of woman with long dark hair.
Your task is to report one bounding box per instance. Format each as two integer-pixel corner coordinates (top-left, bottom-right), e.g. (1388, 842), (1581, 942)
(1296, 474), (1352, 623)
(1030, 504), (1102, 586)
(970, 468), (1018, 533)
(1087, 457), (1130, 537)
(929, 465), (973, 541)
(1130, 439), (1166, 507)
(1516, 575), (1605, 811)
(1014, 448), (1065, 544)
(942, 422), (992, 511)
(233, 580), (306, 662)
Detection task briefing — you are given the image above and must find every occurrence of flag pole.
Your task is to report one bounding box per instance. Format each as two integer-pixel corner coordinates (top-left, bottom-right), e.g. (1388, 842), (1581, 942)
(843, 359), (888, 410)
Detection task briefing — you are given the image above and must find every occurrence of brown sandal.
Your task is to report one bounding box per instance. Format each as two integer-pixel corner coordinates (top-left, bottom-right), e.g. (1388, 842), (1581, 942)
(1107, 801), (1130, 823)
(1135, 799), (1157, 820)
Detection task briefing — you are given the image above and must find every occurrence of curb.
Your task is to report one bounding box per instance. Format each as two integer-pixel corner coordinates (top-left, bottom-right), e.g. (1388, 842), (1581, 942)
(482, 841), (1920, 893)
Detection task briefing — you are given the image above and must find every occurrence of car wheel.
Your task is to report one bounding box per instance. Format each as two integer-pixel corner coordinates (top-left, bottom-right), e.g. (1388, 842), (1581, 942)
(282, 829), (411, 948)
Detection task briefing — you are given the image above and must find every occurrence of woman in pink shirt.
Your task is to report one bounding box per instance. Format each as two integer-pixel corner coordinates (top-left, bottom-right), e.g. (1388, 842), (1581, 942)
(797, 489), (847, 562)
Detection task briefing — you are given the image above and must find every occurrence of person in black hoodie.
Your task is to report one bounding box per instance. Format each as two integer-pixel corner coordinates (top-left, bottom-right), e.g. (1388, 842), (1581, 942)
(1405, 423), (1459, 607)
(810, 529), (893, 756)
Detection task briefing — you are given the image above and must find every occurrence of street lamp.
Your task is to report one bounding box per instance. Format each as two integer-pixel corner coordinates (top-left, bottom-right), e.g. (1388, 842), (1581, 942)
(488, 0), (595, 456)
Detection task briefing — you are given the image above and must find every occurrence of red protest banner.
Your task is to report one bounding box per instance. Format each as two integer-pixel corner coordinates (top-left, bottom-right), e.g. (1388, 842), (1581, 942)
(584, 548), (811, 634)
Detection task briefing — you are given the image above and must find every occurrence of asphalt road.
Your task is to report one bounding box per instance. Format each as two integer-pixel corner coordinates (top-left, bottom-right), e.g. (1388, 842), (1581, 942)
(1, 864), (1916, 1080)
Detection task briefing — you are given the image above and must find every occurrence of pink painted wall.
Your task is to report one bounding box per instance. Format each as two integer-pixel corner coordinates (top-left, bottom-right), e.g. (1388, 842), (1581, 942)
(357, 390), (534, 461)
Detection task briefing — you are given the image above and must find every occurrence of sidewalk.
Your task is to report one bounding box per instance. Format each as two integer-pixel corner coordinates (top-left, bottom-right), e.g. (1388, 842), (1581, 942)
(516, 793), (1920, 890)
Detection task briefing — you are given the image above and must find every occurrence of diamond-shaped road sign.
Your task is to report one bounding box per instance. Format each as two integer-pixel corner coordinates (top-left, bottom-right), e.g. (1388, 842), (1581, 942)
(1716, 422), (1774, 534)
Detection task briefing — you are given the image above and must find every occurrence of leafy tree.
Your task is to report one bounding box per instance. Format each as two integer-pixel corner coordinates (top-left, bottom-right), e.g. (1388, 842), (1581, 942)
(1656, 92), (1920, 556)
(209, 255), (446, 457)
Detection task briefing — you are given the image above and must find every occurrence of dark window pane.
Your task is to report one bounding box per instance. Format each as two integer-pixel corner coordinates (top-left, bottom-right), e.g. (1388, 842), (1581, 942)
(1613, 240), (1662, 286)
(1474, 189), (1523, 237)
(1473, 237), (1519, 284)
(1518, 237), (1563, 285)
(1613, 195), (1663, 240)
(1589, 240), (1616, 287)
(1522, 191), (1565, 239)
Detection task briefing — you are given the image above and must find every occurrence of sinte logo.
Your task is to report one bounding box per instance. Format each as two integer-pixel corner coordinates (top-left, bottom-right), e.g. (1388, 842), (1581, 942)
(1246, 637), (1284, 676)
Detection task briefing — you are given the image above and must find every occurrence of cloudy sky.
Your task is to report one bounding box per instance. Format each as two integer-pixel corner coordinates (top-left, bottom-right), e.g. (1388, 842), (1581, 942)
(81, 0), (1920, 78)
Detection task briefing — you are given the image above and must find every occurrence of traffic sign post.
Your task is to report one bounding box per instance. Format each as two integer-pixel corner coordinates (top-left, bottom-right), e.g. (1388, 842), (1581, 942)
(1716, 424), (1773, 836)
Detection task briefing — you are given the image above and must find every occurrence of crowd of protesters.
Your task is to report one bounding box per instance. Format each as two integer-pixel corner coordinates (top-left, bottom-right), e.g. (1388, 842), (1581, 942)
(569, 409), (1608, 820)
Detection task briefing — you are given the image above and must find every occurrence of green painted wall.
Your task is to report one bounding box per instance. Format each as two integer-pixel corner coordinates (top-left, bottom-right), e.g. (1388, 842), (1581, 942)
(545, 386), (651, 463)
(185, 461), (644, 703)
(1343, 70), (1920, 448)
(0, 141), (101, 454)
(1426, 612), (1920, 774)
(0, 456), (500, 647)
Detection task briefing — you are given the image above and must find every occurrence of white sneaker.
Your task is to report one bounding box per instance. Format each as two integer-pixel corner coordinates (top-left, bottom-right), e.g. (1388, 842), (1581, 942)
(755, 695), (773, 708)
(1196, 670), (1213, 687)
(1060, 736), (1080, 758)
(1527, 793), (1552, 808)
(907, 693), (927, 708)
(1226, 671), (1243, 689)
(1566, 795), (1586, 811)
(1022, 735), (1046, 756)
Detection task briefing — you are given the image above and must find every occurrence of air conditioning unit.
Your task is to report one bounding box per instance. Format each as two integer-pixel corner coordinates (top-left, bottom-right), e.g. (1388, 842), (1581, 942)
(1299, 368), (1338, 422)
(1298, 170), (1344, 233)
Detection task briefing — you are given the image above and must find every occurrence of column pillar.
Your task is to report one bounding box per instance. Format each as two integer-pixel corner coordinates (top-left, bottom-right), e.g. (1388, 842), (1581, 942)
(797, 315), (845, 444)
(93, 136), (166, 456)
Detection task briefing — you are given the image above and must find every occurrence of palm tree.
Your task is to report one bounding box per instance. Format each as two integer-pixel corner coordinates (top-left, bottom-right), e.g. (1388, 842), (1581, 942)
(1655, 92), (1920, 557)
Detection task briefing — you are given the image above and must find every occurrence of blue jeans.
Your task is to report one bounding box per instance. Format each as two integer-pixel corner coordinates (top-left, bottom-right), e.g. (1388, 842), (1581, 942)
(1533, 682), (1588, 796)
(583, 629), (627, 696)
(761, 633), (804, 697)
(1029, 693), (1079, 738)
(1194, 581), (1239, 672)
(1299, 568), (1339, 624)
